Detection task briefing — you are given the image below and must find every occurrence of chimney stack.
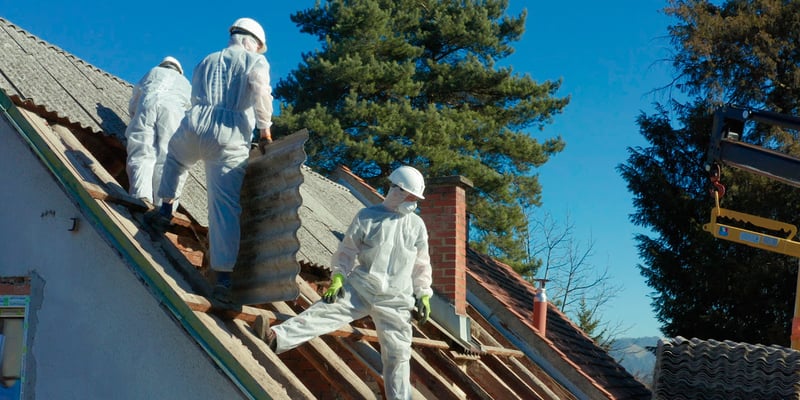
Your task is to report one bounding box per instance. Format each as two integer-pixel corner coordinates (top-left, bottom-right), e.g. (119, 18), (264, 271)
(532, 279), (549, 336)
(420, 175), (473, 316)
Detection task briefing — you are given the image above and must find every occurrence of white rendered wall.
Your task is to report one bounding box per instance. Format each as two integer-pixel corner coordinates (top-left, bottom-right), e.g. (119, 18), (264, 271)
(0, 119), (243, 400)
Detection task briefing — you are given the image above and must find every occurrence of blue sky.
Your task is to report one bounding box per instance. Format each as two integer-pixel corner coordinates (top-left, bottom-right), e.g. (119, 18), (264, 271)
(3, 1), (679, 338)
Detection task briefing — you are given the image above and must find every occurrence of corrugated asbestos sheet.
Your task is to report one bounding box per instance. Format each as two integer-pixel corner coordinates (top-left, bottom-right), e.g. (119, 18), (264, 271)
(233, 130), (308, 304)
(652, 336), (800, 400)
(296, 167), (368, 268)
(0, 18), (131, 139)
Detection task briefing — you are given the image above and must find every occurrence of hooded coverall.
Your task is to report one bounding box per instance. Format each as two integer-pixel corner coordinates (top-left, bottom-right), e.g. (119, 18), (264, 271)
(125, 65), (190, 205)
(157, 34), (273, 272)
(271, 194), (433, 400)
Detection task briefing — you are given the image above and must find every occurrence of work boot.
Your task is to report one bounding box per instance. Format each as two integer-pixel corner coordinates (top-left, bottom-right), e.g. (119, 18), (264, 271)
(254, 314), (277, 351)
(142, 210), (172, 242)
(212, 271), (234, 304)
(212, 284), (233, 304)
(138, 197), (155, 211)
(144, 209), (172, 233)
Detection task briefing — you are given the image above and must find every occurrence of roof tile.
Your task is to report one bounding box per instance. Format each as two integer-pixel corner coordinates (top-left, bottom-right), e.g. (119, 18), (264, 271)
(467, 247), (652, 400)
(653, 336), (800, 400)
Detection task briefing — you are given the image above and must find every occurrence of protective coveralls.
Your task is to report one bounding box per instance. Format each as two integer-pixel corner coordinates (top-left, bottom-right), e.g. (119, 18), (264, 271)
(271, 182), (433, 400)
(125, 58), (190, 205)
(157, 26), (273, 273)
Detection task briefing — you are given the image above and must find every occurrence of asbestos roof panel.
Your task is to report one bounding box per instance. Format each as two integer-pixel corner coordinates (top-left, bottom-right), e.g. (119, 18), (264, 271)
(652, 336), (800, 400)
(466, 247), (653, 400)
(232, 131), (309, 304)
(0, 18), (132, 139)
(296, 166), (367, 268)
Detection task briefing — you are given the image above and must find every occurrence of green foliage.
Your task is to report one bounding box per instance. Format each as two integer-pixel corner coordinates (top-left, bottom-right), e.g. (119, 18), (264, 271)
(620, 0), (800, 345)
(273, 0), (568, 269)
(575, 296), (613, 351)
(666, 0), (800, 113)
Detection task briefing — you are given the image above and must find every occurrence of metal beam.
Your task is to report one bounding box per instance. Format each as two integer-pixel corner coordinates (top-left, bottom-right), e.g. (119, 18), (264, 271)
(717, 139), (800, 189)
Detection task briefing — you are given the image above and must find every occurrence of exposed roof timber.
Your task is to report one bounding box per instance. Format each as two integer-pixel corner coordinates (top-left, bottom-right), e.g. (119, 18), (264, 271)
(187, 283), (453, 349)
(466, 359), (528, 399)
(283, 268), (539, 399)
(229, 319), (316, 399)
(34, 117), (147, 213)
(0, 98), (273, 398)
(466, 275), (596, 399)
(480, 354), (544, 399)
(414, 346), (493, 399)
(466, 305), (575, 400)
(270, 294), (383, 399)
(83, 179), (148, 211)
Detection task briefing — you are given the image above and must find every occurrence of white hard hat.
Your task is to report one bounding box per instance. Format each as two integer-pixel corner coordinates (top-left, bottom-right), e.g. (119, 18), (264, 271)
(159, 56), (183, 75)
(389, 166), (426, 199)
(230, 17), (267, 53)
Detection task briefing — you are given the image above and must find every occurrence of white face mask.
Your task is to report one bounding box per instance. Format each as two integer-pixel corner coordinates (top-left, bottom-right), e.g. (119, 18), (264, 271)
(383, 186), (417, 214)
(383, 186), (407, 210)
(397, 201), (418, 214)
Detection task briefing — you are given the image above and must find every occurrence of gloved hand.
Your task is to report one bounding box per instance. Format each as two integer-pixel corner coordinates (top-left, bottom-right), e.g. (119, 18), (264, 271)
(258, 137), (273, 154)
(255, 127), (273, 154)
(323, 272), (345, 304)
(414, 295), (431, 325)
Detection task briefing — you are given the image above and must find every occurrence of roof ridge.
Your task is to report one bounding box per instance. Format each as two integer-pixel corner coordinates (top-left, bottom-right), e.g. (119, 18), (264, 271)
(0, 17), (132, 88)
(0, 16), (134, 137)
(300, 164), (360, 195)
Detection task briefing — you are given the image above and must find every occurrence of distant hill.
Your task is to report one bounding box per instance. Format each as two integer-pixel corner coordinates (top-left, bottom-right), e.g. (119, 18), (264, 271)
(609, 336), (661, 388)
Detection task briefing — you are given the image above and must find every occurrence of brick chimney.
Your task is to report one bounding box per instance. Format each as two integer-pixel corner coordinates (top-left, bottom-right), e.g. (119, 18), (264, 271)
(420, 175), (473, 316)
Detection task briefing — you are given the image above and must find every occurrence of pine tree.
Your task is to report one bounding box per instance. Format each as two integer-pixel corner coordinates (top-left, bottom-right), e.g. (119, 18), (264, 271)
(619, 0), (800, 345)
(273, 0), (568, 269)
(575, 296), (613, 350)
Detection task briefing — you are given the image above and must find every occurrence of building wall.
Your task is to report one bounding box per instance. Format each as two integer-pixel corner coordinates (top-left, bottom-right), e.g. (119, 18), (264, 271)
(0, 119), (243, 399)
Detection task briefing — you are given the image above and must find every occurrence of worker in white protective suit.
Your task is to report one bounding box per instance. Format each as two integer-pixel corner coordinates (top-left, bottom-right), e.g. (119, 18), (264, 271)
(253, 166), (433, 400)
(125, 56), (190, 206)
(147, 18), (273, 303)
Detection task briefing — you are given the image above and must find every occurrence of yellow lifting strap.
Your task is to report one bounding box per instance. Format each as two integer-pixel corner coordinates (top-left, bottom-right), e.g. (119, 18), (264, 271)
(703, 191), (800, 257)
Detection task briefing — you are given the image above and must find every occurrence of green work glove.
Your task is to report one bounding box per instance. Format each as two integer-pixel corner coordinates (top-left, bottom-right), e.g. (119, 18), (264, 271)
(323, 272), (345, 304)
(415, 295), (431, 325)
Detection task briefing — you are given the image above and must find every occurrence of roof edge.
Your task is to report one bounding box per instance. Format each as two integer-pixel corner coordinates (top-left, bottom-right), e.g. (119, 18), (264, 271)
(0, 90), (265, 399)
(466, 272), (616, 399)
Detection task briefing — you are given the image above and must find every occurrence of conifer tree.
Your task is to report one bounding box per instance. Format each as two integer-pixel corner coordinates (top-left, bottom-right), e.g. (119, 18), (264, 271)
(273, 0), (568, 269)
(620, 0), (800, 345)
